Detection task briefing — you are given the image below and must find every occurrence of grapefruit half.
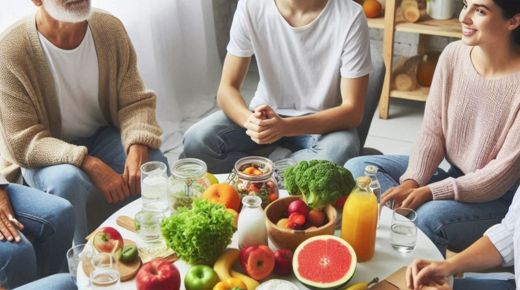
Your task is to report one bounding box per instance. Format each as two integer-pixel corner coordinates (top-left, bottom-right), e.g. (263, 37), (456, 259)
(293, 235), (357, 289)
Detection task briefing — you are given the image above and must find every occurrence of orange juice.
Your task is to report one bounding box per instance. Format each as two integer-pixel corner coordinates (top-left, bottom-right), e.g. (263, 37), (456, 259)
(341, 176), (378, 262)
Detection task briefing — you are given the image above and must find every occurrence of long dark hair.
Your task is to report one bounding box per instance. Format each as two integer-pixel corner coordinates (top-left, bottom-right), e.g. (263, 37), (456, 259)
(493, 0), (520, 45)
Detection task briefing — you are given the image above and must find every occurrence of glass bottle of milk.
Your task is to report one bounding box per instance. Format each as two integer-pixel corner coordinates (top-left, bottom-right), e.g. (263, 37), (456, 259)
(140, 161), (169, 214)
(237, 195), (268, 248)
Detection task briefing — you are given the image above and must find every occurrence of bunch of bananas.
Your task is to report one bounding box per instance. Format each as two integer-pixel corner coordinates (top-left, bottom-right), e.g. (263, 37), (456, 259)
(213, 249), (259, 290)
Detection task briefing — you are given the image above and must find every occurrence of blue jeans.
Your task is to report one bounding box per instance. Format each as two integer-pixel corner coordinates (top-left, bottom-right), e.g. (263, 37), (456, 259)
(182, 111), (360, 173)
(21, 127), (168, 244)
(15, 273), (77, 290)
(345, 155), (517, 255)
(454, 278), (515, 290)
(0, 184), (74, 288)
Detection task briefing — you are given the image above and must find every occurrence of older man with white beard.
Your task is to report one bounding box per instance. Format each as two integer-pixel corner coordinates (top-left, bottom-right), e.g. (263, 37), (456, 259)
(0, 0), (167, 244)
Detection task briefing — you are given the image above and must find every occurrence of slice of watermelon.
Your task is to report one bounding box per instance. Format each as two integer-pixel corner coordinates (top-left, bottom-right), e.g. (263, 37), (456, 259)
(293, 235), (357, 289)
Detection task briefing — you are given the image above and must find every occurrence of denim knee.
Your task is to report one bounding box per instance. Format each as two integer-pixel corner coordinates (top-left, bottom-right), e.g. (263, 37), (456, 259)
(182, 123), (217, 158)
(42, 165), (92, 201)
(344, 156), (380, 178)
(45, 199), (75, 240)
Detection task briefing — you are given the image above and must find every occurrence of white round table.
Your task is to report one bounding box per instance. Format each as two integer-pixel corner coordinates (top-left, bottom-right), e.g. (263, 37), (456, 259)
(78, 177), (445, 289)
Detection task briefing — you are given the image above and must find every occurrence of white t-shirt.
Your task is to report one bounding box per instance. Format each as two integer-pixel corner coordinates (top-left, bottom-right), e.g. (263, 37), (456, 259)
(228, 0), (372, 116)
(39, 26), (106, 141)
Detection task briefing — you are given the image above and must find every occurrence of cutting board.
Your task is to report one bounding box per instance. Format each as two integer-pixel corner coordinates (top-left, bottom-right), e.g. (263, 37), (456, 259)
(82, 239), (142, 281)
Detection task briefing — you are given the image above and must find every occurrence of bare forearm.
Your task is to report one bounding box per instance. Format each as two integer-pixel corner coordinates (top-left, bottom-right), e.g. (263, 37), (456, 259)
(217, 85), (252, 127)
(283, 105), (363, 136)
(446, 236), (503, 274)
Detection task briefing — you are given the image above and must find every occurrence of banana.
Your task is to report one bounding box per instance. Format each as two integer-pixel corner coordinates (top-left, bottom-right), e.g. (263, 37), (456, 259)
(344, 282), (369, 290)
(230, 270), (260, 290)
(213, 248), (240, 281)
(345, 277), (379, 290)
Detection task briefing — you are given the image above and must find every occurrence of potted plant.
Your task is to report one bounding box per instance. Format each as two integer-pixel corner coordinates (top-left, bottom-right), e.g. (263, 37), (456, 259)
(426, 0), (456, 20)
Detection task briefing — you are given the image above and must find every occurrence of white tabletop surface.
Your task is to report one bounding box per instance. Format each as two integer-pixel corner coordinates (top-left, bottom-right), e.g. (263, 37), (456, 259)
(78, 175), (445, 289)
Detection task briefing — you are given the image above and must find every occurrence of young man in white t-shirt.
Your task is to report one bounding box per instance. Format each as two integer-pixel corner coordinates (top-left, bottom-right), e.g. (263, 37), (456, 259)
(182, 0), (372, 173)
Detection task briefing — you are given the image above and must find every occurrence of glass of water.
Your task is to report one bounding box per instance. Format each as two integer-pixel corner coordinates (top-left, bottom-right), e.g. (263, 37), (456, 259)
(135, 210), (167, 258)
(390, 208), (417, 253)
(141, 161), (169, 214)
(67, 243), (94, 288)
(273, 158), (296, 189)
(89, 253), (120, 289)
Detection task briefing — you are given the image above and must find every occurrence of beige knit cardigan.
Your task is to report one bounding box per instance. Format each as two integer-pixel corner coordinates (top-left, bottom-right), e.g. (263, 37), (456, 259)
(0, 10), (162, 181)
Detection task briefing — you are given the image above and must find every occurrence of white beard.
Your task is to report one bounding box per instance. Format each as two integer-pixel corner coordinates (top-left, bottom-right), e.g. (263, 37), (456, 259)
(42, 0), (92, 23)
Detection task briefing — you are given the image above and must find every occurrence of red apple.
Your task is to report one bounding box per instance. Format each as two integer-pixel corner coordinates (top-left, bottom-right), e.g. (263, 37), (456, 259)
(287, 199), (309, 217)
(307, 208), (326, 227)
(287, 212), (306, 230)
(239, 245), (275, 280)
(93, 227), (124, 253)
(137, 258), (180, 290)
(273, 249), (293, 275)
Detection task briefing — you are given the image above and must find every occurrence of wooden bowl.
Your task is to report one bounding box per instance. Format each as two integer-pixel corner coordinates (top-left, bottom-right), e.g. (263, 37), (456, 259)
(265, 196), (337, 251)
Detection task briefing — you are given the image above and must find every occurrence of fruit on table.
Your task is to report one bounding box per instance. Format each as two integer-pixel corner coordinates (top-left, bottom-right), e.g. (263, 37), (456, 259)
(93, 226), (124, 253)
(213, 277), (247, 290)
(230, 270), (259, 290)
(287, 212), (306, 230)
(118, 244), (138, 263)
(136, 258), (181, 290)
(344, 277), (379, 290)
(273, 249), (293, 276)
(239, 245), (275, 280)
(184, 265), (220, 290)
(287, 199), (309, 217)
(202, 184), (241, 212)
(214, 248), (240, 281)
(307, 208), (326, 227)
(207, 173), (219, 185)
(293, 235), (357, 289)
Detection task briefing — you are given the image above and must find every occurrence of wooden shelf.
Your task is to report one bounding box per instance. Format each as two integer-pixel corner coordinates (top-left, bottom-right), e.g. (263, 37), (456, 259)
(367, 17), (385, 29)
(368, 17), (461, 38)
(390, 86), (429, 102)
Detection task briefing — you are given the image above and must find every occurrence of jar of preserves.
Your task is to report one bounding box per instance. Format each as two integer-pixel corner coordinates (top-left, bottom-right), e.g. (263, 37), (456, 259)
(229, 156), (278, 208)
(168, 158), (211, 212)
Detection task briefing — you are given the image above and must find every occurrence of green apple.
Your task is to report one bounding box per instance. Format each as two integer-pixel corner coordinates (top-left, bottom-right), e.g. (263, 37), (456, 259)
(184, 265), (220, 290)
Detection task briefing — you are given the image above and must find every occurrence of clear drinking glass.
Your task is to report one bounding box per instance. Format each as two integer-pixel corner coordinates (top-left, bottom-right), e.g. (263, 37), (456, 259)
(390, 208), (418, 253)
(140, 161), (169, 214)
(67, 243), (94, 288)
(273, 158), (296, 190)
(134, 210), (167, 258)
(89, 253), (120, 289)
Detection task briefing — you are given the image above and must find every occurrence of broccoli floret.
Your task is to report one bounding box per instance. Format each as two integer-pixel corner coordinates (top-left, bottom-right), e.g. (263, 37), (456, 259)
(283, 160), (355, 209)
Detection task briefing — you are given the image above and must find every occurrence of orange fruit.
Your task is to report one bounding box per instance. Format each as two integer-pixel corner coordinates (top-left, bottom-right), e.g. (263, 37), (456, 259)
(201, 183), (241, 212)
(363, 0), (382, 18)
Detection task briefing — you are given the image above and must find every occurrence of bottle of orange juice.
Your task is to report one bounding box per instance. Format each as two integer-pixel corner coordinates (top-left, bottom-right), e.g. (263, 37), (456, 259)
(341, 176), (378, 262)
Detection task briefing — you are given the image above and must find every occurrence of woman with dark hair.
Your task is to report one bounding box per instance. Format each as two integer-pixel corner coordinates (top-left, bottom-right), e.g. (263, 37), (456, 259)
(345, 0), (520, 259)
(401, 0), (520, 289)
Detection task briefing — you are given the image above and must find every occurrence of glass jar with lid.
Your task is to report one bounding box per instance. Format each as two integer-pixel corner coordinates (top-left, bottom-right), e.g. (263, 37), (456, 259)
(228, 156), (278, 208)
(168, 158), (211, 213)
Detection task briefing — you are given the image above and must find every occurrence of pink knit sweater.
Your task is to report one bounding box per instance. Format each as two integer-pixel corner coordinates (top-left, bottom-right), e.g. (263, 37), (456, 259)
(400, 41), (520, 202)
